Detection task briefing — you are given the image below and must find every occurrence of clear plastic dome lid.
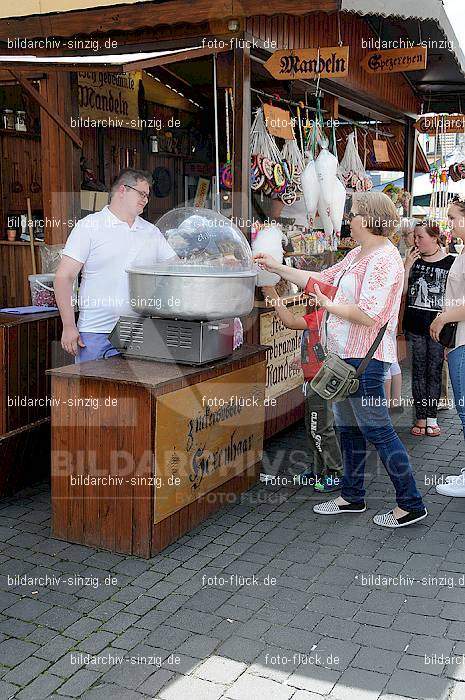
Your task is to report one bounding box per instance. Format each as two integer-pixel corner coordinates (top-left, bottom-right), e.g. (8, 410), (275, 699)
(128, 207), (255, 275)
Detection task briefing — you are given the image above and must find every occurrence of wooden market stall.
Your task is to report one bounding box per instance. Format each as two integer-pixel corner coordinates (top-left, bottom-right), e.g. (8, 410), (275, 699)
(0, 0), (463, 542)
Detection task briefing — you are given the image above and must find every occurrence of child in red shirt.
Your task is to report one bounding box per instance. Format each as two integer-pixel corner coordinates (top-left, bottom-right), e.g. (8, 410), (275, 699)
(263, 282), (343, 493)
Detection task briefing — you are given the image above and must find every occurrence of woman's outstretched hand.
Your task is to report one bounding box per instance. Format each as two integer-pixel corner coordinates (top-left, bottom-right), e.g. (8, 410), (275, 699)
(253, 252), (280, 273)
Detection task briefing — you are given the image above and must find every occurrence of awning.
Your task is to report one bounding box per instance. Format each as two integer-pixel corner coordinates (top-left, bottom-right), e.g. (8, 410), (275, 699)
(341, 0), (465, 113)
(336, 123), (430, 174)
(0, 45), (229, 72)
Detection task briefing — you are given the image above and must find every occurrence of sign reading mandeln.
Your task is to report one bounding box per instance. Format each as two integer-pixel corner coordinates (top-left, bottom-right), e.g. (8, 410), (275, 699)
(361, 46), (427, 74)
(264, 47), (349, 80)
(78, 71), (141, 129)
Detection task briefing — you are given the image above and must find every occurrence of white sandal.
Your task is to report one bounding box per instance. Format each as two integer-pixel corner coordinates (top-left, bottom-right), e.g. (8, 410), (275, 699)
(313, 498), (366, 515)
(373, 509), (427, 528)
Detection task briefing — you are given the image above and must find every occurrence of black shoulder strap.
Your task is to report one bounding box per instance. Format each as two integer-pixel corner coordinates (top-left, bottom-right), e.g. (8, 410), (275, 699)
(354, 323), (388, 377)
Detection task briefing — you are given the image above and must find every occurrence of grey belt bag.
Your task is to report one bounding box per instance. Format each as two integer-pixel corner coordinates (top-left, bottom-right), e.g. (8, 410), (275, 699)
(310, 323), (388, 402)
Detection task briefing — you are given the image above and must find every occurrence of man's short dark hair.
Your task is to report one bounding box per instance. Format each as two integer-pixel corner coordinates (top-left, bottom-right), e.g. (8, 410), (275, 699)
(109, 169), (153, 200)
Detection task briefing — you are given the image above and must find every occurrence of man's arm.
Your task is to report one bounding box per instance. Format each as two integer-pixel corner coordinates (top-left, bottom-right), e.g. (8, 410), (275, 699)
(55, 255), (85, 356)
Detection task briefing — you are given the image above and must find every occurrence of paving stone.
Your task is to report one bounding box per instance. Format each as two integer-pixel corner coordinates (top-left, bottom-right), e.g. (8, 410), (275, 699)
(330, 667), (389, 700)
(0, 637), (38, 665)
(167, 608), (222, 634)
(74, 682), (147, 700)
(0, 680), (20, 697)
(363, 590), (406, 615)
(35, 607), (81, 631)
(101, 611), (141, 634)
(217, 636), (265, 663)
(0, 617), (36, 638)
(112, 627), (150, 651)
(353, 626), (412, 652)
(63, 616), (102, 640)
(307, 595), (359, 620)
(158, 674), (226, 700)
(56, 668), (101, 697)
(287, 664), (341, 695)
(34, 635), (76, 662)
(352, 647), (402, 674)
(145, 625), (191, 650)
(3, 596), (51, 621)
(397, 653), (445, 676)
(3, 655), (50, 686)
(176, 634), (220, 659)
(226, 673), (294, 700)
(385, 670), (452, 699)
(137, 668), (175, 696)
(392, 613), (448, 637)
(77, 631), (117, 654)
(15, 672), (64, 699)
(194, 655), (246, 683)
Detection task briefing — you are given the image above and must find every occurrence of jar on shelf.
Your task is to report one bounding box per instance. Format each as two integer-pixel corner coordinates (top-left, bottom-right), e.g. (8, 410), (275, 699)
(2, 108), (15, 130)
(15, 111), (27, 132)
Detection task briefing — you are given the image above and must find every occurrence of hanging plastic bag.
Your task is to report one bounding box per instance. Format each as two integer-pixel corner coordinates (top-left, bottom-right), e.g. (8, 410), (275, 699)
(301, 158), (320, 230)
(315, 148), (339, 211)
(317, 194), (334, 238)
(338, 132), (373, 191)
(330, 177), (346, 237)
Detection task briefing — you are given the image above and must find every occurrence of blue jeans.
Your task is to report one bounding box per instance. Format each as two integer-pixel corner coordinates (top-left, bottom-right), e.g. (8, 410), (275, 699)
(75, 332), (120, 364)
(332, 358), (425, 511)
(447, 344), (465, 440)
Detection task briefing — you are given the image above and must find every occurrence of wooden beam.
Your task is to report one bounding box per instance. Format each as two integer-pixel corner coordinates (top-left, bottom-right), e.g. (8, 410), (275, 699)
(0, 1), (336, 41)
(232, 43), (251, 237)
(8, 69), (83, 149)
(40, 73), (81, 245)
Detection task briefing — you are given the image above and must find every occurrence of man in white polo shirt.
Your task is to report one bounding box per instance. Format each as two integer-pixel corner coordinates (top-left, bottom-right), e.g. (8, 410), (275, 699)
(55, 168), (176, 363)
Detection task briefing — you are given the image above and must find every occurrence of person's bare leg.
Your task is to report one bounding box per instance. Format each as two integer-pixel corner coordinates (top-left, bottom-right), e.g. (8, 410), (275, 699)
(391, 372), (402, 407)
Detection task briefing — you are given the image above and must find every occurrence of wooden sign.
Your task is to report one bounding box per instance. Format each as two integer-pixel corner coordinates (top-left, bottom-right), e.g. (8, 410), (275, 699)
(194, 177), (210, 208)
(373, 139), (389, 163)
(361, 46), (427, 74)
(264, 46), (349, 80)
(260, 303), (306, 399)
(78, 71), (141, 130)
(414, 114), (465, 134)
(263, 104), (294, 140)
(154, 363), (266, 523)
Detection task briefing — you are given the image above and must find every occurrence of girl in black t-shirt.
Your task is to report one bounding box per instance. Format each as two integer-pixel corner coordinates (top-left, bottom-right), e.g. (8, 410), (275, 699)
(403, 223), (455, 436)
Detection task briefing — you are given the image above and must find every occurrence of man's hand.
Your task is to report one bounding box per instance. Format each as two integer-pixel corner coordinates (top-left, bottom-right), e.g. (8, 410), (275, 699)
(253, 252), (281, 273)
(61, 325), (86, 357)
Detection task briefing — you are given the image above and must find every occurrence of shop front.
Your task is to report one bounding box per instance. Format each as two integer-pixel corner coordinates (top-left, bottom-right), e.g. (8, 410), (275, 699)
(0, 1), (463, 552)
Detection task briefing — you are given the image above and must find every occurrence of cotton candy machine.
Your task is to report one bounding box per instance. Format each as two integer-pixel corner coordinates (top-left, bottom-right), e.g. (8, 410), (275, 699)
(109, 207), (257, 364)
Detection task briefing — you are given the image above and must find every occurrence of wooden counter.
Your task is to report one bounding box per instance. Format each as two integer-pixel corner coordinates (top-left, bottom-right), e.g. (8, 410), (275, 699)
(48, 345), (268, 557)
(0, 311), (67, 494)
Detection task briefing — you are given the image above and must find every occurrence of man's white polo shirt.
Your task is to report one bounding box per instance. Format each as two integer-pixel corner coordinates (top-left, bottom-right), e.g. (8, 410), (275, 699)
(62, 205), (175, 333)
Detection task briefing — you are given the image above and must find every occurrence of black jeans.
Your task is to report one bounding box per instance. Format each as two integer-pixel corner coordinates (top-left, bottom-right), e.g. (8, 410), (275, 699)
(304, 386), (343, 477)
(408, 332), (445, 419)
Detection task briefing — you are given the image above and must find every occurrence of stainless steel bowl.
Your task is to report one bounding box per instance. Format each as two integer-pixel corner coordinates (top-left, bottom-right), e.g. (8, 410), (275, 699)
(128, 269), (257, 320)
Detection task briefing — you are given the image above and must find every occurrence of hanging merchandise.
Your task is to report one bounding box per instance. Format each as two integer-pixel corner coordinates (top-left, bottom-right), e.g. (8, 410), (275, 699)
(220, 89), (233, 190)
(429, 116), (450, 222)
(448, 139), (465, 182)
(338, 131), (373, 191)
(330, 177), (347, 249)
(301, 158), (320, 230)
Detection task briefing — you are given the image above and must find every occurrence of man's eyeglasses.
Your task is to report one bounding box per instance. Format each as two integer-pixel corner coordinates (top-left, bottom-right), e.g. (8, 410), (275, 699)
(347, 212), (359, 222)
(124, 184), (150, 201)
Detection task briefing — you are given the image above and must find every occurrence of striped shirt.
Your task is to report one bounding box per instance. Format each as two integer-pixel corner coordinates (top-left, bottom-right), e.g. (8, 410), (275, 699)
(315, 240), (404, 363)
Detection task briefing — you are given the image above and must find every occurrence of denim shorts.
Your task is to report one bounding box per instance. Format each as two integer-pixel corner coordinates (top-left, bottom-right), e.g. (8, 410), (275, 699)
(75, 332), (120, 364)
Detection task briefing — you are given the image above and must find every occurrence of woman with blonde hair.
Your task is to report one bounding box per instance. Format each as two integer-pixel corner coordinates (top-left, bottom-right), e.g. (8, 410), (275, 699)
(254, 191), (426, 528)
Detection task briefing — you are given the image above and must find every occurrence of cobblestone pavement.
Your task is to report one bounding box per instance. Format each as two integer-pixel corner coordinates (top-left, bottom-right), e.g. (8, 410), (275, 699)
(0, 405), (465, 699)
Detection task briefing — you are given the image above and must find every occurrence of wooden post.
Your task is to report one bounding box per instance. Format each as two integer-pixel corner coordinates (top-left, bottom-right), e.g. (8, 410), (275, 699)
(40, 72), (81, 245)
(404, 117), (416, 194)
(232, 44), (251, 238)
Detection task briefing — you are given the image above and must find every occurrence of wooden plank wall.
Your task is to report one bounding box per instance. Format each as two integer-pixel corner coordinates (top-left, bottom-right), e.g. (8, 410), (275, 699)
(0, 243), (42, 308)
(0, 313), (64, 434)
(246, 13), (420, 115)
